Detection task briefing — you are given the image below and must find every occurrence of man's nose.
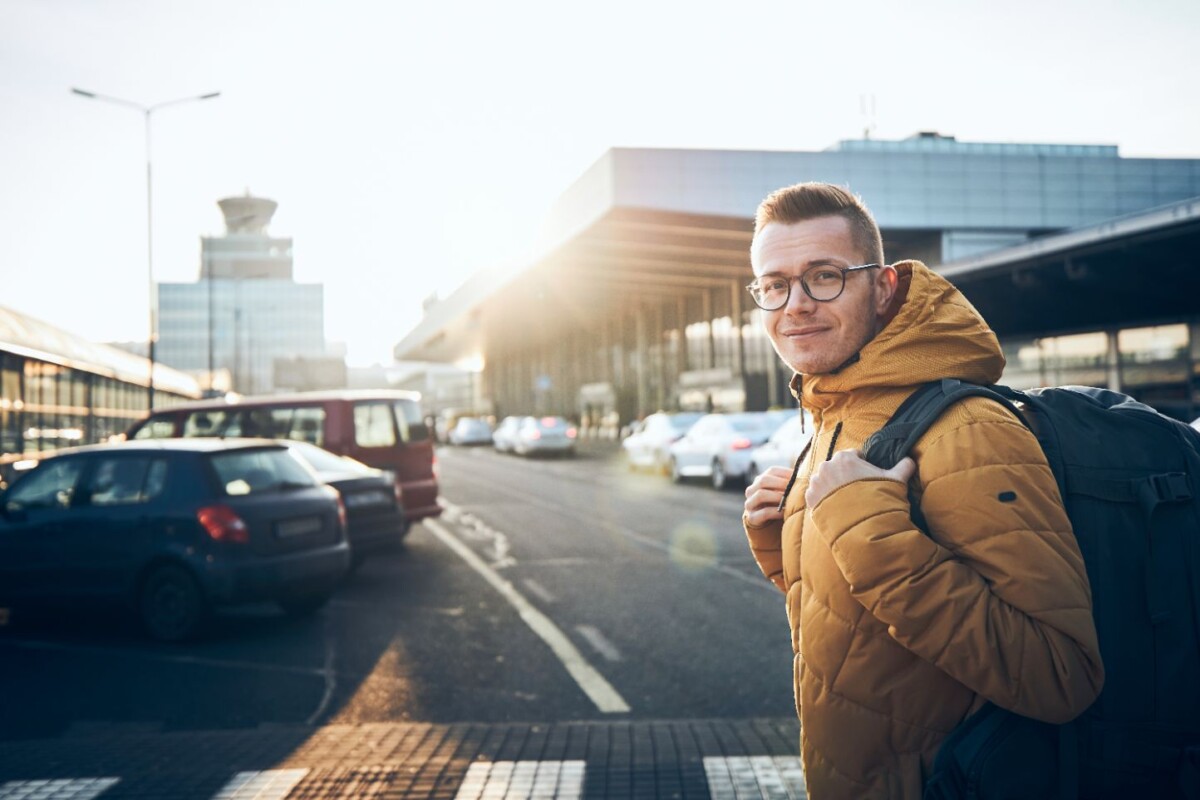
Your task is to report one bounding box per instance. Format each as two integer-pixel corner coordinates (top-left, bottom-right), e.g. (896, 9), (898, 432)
(784, 277), (816, 314)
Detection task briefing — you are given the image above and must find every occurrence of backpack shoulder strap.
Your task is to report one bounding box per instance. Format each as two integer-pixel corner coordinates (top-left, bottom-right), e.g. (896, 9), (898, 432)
(862, 378), (1029, 470)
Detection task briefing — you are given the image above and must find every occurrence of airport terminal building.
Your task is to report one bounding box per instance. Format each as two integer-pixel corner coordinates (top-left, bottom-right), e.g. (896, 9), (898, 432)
(394, 133), (1200, 426)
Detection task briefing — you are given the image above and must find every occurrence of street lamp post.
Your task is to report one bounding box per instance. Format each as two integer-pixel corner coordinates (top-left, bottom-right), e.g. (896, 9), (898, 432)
(71, 87), (220, 410)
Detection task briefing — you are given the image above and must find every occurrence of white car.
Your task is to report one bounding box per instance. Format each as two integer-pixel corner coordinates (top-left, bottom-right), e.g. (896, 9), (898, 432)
(666, 412), (781, 489)
(492, 416), (526, 453)
(621, 411), (704, 473)
(747, 412), (814, 480)
(511, 416), (577, 457)
(449, 416), (494, 446)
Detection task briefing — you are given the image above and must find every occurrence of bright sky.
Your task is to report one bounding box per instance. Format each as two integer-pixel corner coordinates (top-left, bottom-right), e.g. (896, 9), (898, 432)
(2, 0), (1197, 366)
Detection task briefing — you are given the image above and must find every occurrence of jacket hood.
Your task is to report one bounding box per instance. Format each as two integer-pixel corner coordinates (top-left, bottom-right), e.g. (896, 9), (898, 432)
(793, 260), (1004, 412)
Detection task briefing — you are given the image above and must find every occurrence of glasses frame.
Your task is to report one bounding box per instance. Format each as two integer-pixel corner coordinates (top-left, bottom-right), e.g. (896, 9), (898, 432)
(745, 263), (881, 310)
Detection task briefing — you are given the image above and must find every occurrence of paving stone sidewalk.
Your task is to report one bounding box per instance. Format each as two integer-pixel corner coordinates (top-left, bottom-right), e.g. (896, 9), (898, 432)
(0, 719), (804, 800)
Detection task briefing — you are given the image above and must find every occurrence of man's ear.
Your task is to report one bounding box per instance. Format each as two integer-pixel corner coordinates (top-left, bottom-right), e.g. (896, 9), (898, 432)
(873, 264), (900, 316)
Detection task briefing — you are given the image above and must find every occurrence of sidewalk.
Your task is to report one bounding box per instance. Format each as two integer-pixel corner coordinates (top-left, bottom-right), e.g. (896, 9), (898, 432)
(0, 718), (803, 799)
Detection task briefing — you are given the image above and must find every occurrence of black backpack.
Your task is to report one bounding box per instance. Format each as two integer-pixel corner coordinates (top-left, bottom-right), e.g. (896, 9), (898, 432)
(861, 379), (1200, 800)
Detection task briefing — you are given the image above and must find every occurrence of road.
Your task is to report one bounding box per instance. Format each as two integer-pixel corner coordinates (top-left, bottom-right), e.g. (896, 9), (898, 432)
(0, 441), (802, 798)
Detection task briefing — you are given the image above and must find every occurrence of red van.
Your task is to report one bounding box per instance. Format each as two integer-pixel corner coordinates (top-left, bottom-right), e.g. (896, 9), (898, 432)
(126, 391), (440, 531)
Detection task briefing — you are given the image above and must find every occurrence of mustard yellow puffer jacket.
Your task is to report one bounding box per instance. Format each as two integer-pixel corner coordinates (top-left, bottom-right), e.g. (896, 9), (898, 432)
(744, 261), (1104, 798)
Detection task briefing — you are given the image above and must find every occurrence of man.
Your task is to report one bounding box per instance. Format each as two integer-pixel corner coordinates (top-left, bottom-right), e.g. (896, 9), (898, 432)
(742, 183), (1103, 798)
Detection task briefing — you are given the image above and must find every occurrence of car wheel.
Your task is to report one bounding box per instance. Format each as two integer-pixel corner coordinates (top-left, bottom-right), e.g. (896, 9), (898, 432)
(712, 459), (728, 490)
(278, 591), (332, 617)
(669, 457), (683, 483)
(139, 563), (207, 643)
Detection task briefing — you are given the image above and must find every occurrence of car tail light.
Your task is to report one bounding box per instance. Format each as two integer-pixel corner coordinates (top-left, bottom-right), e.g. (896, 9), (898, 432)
(336, 495), (348, 530)
(432, 452), (440, 479)
(393, 480), (404, 506)
(731, 437), (753, 450)
(566, 427), (577, 439)
(323, 485), (348, 531)
(527, 430), (542, 440)
(197, 505), (249, 544)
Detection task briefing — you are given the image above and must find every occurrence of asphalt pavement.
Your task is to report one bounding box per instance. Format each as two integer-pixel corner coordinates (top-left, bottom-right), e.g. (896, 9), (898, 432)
(0, 439), (804, 799)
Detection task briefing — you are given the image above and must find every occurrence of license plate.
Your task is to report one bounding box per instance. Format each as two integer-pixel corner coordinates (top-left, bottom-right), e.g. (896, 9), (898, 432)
(344, 490), (391, 509)
(276, 516), (322, 538)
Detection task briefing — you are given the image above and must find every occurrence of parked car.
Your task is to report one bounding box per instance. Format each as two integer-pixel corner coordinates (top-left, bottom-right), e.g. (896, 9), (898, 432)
(448, 416), (494, 446)
(0, 439), (350, 642)
(280, 441), (406, 564)
(621, 412), (704, 473)
(125, 390), (439, 532)
(511, 416), (578, 457)
(747, 412), (814, 480)
(667, 412), (781, 489)
(492, 416), (526, 453)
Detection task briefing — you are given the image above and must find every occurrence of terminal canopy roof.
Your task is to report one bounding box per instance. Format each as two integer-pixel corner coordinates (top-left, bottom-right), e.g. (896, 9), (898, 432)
(396, 146), (1200, 365)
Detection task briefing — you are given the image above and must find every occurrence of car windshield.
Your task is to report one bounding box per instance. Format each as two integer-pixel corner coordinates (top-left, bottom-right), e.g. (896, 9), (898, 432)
(208, 448), (318, 495)
(669, 413), (703, 432)
(728, 415), (773, 433)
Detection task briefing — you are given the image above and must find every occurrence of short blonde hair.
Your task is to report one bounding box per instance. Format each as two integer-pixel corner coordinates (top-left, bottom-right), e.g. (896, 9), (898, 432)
(752, 182), (884, 266)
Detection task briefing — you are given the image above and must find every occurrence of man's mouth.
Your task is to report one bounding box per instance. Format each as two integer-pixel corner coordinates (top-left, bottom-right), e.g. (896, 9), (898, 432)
(781, 326), (828, 339)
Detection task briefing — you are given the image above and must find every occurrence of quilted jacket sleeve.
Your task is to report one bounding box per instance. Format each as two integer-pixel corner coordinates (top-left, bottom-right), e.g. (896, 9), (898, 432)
(808, 399), (1104, 724)
(744, 514), (787, 593)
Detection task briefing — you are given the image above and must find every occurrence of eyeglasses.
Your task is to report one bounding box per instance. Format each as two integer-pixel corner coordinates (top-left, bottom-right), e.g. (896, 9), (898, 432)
(745, 264), (881, 310)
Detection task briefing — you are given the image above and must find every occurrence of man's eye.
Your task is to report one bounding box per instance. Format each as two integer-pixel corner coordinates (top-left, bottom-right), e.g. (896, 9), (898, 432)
(808, 269), (841, 284)
(764, 279), (789, 292)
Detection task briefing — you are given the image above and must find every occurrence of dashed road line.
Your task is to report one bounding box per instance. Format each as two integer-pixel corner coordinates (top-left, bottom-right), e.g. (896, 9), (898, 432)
(424, 515), (631, 714)
(574, 624), (622, 663)
(521, 578), (556, 604)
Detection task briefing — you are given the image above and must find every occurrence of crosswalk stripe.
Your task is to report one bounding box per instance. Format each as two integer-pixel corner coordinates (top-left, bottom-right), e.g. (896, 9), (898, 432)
(0, 778), (120, 800)
(211, 769), (309, 800)
(453, 760), (586, 800)
(703, 756), (807, 800)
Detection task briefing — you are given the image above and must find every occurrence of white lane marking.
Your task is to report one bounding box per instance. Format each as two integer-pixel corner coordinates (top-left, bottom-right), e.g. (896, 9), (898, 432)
(211, 769), (309, 800)
(305, 611), (338, 726)
(443, 503), (515, 568)
(0, 778), (119, 800)
(574, 624), (622, 662)
(703, 756), (807, 800)
(521, 578), (556, 604)
(425, 517), (630, 714)
(442, 482), (776, 595)
(454, 760), (585, 800)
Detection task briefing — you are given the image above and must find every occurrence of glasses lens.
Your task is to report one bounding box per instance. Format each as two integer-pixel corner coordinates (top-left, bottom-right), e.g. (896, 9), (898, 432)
(802, 267), (846, 301)
(751, 278), (789, 310)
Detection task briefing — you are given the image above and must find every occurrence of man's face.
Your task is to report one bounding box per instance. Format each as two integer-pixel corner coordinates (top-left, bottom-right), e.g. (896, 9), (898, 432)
(751, 215), (894, 375)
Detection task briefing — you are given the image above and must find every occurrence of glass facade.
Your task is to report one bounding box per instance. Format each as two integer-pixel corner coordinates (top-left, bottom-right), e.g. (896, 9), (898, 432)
(0, 348), (198, 479)
(157, 278), (326, 395)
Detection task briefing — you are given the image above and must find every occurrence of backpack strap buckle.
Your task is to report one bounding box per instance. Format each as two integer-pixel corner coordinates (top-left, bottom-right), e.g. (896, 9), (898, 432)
(1151, 472), (1192, 504)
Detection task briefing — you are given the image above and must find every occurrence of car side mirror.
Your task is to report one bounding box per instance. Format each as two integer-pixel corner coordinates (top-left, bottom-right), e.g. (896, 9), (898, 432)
(406, 422), (431, 442)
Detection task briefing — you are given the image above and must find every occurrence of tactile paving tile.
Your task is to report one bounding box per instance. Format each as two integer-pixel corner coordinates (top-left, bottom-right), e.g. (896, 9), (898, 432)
(453, 761), (585, 800)
(702, 757), (807, 800)
(0, 779), (120, 800)
(211, 770), (309, 800)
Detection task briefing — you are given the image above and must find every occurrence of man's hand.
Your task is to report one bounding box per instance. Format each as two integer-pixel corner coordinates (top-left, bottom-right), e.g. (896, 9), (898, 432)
(805, 450), (915, 509)
(744, 466), (794, 527)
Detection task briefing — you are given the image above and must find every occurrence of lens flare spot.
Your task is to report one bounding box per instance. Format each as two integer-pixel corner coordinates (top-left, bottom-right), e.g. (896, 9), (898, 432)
(669, 522), (718, 572)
